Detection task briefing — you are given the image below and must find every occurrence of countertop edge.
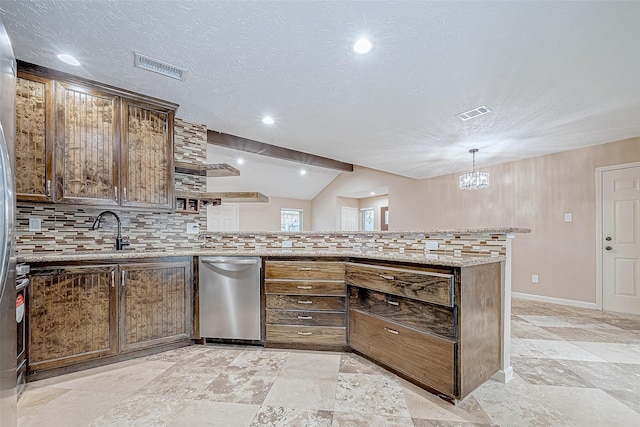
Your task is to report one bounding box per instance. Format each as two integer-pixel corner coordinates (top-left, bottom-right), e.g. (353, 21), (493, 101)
(18, 250), (506, 268)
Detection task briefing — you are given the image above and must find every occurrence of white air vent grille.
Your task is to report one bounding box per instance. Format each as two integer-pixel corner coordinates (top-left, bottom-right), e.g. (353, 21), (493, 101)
(456, 105), (491, 121)
(134, 52), (187, 81)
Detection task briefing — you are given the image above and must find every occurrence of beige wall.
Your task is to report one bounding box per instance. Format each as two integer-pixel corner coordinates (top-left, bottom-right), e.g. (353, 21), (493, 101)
(311, 165), (424, 231)
(238, 197), (312, 231)
(311, 137), (640, 305)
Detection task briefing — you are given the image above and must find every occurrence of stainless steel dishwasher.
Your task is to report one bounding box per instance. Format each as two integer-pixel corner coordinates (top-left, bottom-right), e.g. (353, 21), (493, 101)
(198, 257), (262, 341)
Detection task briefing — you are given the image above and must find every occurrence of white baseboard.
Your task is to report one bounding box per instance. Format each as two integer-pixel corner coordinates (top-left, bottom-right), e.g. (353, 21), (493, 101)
(512, 292), (600, 310)
(492, 366), (513, 384)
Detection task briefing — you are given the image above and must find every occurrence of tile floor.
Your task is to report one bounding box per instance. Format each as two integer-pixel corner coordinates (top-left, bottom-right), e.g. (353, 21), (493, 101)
(17, 298), (640, 426)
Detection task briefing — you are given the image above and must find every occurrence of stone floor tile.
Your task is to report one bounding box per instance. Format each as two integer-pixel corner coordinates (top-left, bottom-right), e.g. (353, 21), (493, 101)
(17, 385), (69, 415)
(166, 400), (260, 427)
(89, 394), (188, 427)
(193, 367), (277, 404)
(510, 356), (595, 387)
(249, 406), (333, 426)
(338, 353), (394, 377)
(262, 376), (338, 411)
(510, 337), (606, 361)
(536, 385), (640, 426)
(511, 318), (562, 340)
(572, 341), (640, 364)
(331, 411), (414, 426)
(334, 373), (410, 418)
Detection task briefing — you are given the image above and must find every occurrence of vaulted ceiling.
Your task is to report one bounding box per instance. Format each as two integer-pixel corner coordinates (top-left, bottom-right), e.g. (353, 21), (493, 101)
(2, 1), (639, 199)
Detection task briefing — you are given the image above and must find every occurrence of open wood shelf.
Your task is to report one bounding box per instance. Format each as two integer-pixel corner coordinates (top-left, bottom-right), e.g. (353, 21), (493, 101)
(174, 161), (240, 177)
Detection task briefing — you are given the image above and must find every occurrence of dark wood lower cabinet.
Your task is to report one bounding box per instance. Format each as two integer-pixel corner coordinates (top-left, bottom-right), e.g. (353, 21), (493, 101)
(27, 257), (192, 374)
(28, 264), (118, 371)
(119, 261), (192, 352)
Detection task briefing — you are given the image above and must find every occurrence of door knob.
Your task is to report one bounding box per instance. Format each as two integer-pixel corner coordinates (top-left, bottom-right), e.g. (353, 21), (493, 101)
(605, 237), (612, 241)
(605, 246), (612, 251)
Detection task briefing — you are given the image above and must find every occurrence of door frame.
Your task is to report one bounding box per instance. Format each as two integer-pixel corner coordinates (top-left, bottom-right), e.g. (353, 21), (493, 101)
(595, 161), (640, 311)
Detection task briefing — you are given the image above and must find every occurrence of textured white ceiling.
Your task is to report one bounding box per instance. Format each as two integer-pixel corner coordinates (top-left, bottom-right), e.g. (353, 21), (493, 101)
(2, 1), (640, 186)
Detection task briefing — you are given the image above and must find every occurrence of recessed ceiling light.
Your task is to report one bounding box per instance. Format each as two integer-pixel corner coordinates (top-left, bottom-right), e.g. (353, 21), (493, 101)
(262, 116), (275, 125)
(299, 169), (307, 176)
(353, 38), (373, 54)
(370, 192), (376, 195)
(236, 158), (244, 165)
(57, 54), (80, 66)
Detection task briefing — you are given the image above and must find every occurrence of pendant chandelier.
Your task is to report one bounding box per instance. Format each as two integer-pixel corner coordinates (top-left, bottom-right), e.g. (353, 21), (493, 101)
(459, 148), (489, 190)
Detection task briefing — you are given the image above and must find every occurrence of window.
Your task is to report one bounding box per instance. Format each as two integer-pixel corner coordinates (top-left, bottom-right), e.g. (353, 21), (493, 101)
(361, 208), (374, 231)
(281, 209), (303, 231)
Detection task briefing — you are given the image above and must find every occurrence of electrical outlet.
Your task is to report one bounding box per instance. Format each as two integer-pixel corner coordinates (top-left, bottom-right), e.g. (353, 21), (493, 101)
(29, 218), (41, 232)
(425, 241), (438, 250)
(186, 223), (199, 234)
(281, 240), (292, 248)
(532, 274), (539, 283)
(564, 213), (572, 222)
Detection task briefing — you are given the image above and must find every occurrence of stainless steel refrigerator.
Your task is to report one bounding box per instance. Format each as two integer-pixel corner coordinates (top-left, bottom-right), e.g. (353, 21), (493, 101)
(0, 17), (17, 427)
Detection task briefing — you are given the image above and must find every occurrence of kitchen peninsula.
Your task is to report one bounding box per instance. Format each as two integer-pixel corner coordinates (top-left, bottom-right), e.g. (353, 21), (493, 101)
(19, 227), (529, 402)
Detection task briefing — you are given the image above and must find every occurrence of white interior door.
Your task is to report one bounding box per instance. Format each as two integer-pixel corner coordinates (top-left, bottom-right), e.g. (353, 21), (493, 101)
(602, 166), (640, 315)
(341, 207), (358, 231)
(207, 203), (239, 231)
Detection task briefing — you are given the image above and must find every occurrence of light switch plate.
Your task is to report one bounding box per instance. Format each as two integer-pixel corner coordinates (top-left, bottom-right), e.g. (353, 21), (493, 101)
(29, 218), (41, 232)
(186, 223), (199, 234)
(564, 213), (572, 222)
(425, 241), (439, 250)
(532, 274), (539, 283)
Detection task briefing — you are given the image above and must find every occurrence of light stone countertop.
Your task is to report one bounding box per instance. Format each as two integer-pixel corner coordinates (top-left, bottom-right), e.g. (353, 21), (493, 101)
(18, 249), (506, 268)
(200, 227), (530, 236)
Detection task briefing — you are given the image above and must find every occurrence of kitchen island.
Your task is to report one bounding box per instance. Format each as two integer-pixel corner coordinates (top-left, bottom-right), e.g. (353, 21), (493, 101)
(19, 227), (528, 402)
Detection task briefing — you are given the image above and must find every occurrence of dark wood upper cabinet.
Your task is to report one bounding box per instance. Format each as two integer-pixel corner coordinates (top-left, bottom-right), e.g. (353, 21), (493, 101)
(15, 73), (54, 202)
(54, 81), (120, 205)
(15, 62), (178, 211)
(121, 100), (174, 210)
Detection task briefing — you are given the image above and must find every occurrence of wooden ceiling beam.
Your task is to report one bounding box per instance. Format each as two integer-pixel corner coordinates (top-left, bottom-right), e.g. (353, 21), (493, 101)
(207, 130), (354, 172)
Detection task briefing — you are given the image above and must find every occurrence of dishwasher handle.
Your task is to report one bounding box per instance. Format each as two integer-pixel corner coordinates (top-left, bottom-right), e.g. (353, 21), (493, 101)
(200, 258), (260, 266)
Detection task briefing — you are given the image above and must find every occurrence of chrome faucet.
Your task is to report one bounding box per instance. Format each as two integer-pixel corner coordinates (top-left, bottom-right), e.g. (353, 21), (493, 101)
(91, 210), (130, 251)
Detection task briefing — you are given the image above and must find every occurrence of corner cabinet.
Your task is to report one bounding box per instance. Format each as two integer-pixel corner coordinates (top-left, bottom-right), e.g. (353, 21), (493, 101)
(15, 62), (177, 211)
(27, 257), (192, 375)
(346, 261), (502, 402)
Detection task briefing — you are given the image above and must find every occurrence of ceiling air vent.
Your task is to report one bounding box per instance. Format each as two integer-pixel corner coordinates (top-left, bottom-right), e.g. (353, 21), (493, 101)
(456, 105), (491, 121)
(134, 52), (187, 81)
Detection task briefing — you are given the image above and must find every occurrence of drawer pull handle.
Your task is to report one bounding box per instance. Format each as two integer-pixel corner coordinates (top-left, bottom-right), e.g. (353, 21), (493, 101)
(386, 300), (399, 306)
(380, 274), (395, 280)
(297, 300), (313, 304)
(297, 267), (313, 271)
(297, 332), (313, 336)
(297, 285), (313, 289)
(297, 315), (313, 320)
(384, 327), (399, 335)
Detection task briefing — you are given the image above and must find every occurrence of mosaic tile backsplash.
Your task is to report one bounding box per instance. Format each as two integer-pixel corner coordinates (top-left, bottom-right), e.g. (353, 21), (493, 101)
(199, 232), (508, 257)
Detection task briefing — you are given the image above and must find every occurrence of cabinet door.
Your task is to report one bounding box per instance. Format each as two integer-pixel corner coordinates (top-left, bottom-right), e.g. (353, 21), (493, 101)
(54, 81), (120, 205)
(119, 260), (191, 352)
(28, 265), (118, 371)
(121, 100), (174, 210)
(15, 73), (54, 202)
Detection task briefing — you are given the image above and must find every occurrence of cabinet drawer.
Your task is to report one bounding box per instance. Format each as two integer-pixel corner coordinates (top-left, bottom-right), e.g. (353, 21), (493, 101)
(266, 309), (346, 327)
(266, 325), (346, 345)
(345, 263), (453, 307)
(266, 295), (346, 311)
(265, 261), (345, 280)
(265, 280), (346, 296)
(349, 287), (456, 340)
(349, 309), (456, 397)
